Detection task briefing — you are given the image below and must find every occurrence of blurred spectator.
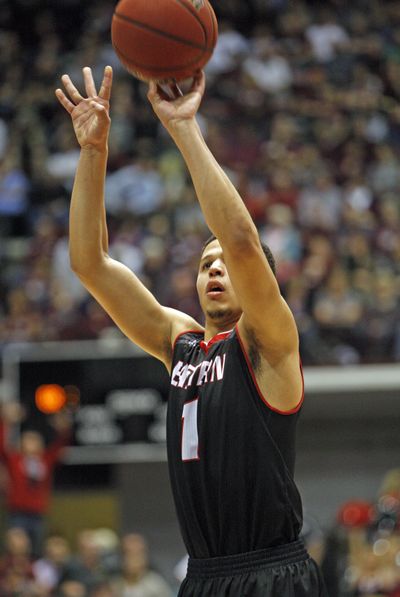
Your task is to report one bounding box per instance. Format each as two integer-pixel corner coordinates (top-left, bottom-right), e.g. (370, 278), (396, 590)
(89, 582), (115, 597)
(0, 402), (72, 557)
(0, 149), (30, 236)
(312, 266), (365, 364)
(57, 579), (88, 597)
(369, 145), (400, 195)
(243, 34), (293, 94)
(33, 533), (71, 594)
(321, 469), (400, 597)
(205, 20), (249, 77)
(259, 204), (302, 285)
(0, 118), (8, 160)
(379, 469), (400, 501)
(110, 532), (172, 597)
(305, 8), (350, 63)
(0, 0), (398, 365)
(61, 529), (108, 591)
(91, 528), (120, 578)
(45, 122), (81, 192)
(0, 526), (36, 596)
(105, 155), (164, 217)
(297, 173), (342, 232)
(363, 272), (400, 362)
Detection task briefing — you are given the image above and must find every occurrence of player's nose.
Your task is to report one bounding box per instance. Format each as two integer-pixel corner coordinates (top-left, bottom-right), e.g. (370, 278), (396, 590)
(209, 261), (223, 276)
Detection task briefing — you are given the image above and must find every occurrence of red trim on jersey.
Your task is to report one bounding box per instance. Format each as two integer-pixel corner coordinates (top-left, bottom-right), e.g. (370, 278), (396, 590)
(235, 324), (304, 415)
(200, 330), (232, 354)
(172, 329), (204, 352)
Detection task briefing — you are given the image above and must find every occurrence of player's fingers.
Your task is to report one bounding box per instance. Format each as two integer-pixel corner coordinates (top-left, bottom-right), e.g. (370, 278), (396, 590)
(147, 81), (168, 103)
(83, 66), (98, 97)
(192, 70), (205, 95)
(61, 74), (85, 103)
(169, 81), (184, 99)
(147, 80), (158, 101)
(55, 88), (75, 114)
(99, 65), (113, 101)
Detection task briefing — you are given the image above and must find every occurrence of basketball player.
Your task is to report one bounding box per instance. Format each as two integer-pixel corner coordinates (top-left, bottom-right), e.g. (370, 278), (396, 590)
(56, 66), (327, 596)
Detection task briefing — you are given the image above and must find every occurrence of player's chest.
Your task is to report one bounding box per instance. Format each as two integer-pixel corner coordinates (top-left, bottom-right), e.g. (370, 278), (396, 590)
(170, 349), (228, 393)
(169, 349), (251, 445)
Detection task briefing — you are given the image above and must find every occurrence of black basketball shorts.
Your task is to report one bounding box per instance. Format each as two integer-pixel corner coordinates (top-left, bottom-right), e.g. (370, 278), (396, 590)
(178, 540), (328, 596)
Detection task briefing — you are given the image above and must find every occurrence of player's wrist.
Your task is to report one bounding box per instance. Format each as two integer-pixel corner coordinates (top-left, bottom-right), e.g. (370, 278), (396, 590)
(167, 118), (200, 140)
(80, 144), (108, 156)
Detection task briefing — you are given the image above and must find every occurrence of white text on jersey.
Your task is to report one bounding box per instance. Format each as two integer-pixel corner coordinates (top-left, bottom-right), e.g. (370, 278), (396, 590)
(171, 355), (227, 389)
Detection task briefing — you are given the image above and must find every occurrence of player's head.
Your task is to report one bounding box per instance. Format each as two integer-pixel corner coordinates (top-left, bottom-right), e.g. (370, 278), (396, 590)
(20, 430), (45, 456)
(197, 235), (276, 326)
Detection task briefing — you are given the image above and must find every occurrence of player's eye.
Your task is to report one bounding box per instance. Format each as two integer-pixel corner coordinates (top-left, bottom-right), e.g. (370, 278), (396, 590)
(202, 261), (212, 271)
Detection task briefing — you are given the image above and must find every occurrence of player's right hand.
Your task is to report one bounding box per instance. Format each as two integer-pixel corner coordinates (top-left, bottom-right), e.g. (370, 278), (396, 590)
(55, 66), (113, 151)
(147, 70), (205, 132)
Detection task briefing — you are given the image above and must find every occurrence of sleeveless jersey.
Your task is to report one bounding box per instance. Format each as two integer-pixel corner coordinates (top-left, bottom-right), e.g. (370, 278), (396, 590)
(167, 326), (304, 559)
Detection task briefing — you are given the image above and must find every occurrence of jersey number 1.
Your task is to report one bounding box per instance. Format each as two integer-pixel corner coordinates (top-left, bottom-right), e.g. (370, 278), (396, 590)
(182, 398), (199, 461)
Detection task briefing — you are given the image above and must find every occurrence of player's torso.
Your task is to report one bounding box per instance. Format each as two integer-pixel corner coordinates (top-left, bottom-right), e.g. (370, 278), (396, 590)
(167, 329), (303, 558)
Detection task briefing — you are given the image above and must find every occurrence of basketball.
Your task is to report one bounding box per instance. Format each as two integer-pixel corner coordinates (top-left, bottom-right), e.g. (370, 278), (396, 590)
(111, 0), (218, 82)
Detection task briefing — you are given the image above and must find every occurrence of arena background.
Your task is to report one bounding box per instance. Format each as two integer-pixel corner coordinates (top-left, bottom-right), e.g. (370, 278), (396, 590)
(0, 0), (399, 595)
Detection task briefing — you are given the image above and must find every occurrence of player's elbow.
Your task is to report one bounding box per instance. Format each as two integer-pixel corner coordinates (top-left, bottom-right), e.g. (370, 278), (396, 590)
(69, 250), (104, 280)
(224, 225), (261, 257)
(69, 252), (88, 277)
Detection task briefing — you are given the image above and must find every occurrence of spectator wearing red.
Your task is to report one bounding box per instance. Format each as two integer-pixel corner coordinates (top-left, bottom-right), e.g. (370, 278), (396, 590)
(0, 402), (72, 557)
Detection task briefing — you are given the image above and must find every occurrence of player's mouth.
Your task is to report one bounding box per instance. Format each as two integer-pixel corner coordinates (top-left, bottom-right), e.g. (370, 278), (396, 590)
(206, 281), (225, 298)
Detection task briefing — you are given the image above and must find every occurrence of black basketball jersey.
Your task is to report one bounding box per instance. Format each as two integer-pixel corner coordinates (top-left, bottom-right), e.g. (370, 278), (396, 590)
(167, 326), (304, 559)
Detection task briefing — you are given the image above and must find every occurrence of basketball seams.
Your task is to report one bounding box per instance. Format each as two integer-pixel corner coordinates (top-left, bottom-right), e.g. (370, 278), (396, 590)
(205, 0), (217, 49)
(112, 0), (218, 80)
(173, 0), (207, 44)
(114, 11), (207, 50)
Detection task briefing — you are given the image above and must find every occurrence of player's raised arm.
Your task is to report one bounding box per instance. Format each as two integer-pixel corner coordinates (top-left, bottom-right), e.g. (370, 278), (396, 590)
(55, 66), (201, 369)
(147, 74), (299, 363)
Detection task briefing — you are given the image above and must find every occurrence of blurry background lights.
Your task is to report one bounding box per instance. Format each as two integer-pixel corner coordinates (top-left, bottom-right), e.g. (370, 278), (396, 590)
(35, 384), (67, 414)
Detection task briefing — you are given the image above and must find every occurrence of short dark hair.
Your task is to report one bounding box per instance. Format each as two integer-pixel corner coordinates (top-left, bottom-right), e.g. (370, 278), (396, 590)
(202, 234), (276, 277)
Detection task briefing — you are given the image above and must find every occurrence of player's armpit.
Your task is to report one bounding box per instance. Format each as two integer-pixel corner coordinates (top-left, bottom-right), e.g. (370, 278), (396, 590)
(222, 237), (299, 362)
(236, 322), (304, 413)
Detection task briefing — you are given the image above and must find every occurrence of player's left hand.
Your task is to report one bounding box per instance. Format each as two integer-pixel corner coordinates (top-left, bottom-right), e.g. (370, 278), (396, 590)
(147, 70), (205, 131)
(55, 66), (112, 152)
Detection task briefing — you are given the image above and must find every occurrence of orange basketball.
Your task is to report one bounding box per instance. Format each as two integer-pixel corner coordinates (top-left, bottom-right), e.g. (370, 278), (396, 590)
(111, 0), (218, 81)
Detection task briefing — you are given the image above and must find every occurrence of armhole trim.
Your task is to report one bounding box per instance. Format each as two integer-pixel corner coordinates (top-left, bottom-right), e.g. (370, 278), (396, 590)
(172, 329), (204, 352)
(235, 324), (304, 416)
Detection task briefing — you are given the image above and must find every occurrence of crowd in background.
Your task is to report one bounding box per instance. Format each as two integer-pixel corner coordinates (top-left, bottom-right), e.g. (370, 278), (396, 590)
(0, 467), (399, 596)
(0, 0), (400, 365)
(0, 2), (400, 595)
(0, 526), (175, 597)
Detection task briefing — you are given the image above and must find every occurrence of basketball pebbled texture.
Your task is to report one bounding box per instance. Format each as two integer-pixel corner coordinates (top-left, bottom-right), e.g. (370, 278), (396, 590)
(111, 0), (218, 81)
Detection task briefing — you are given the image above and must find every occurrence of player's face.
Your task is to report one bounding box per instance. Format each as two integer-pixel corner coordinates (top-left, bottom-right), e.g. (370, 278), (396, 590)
(197, 240), (242, 325)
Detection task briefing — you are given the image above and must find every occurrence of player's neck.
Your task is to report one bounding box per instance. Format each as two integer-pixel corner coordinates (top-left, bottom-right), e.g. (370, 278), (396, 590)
(204, 320), (237, 342)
